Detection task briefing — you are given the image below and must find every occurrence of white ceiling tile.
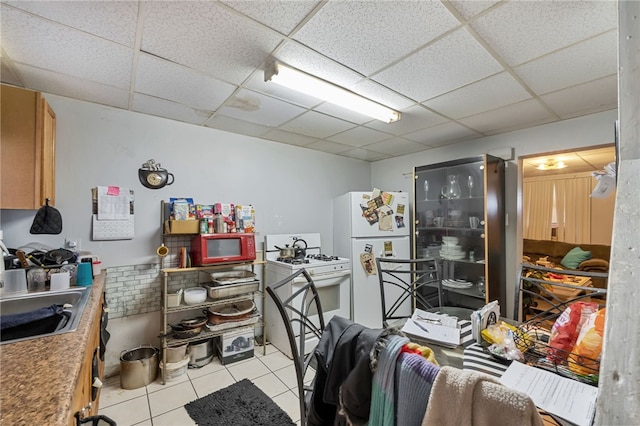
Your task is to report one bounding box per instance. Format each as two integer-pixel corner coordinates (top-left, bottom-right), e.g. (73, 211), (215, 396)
(541, 75), (618, 119)
(338, 148), (389, 162)
(349, 80), (416, 110)
(1, 6), (133, 89)
(365, 105), (450, 136)
(14, 63), (130, 109)
(136, 54), (236, 112)
(515, 31), (617, 95)
(0, 0), (624, 163)
(327, 126), (391, 148)
(132, 93), (212, 125)
(471, 0), (617, 66)
(217, 89), (306, 126)
(404, 121), (481, 146)
(205, 114), (270, 138)
(275, 41), (365, 88)
(245, 70), (323, 108)
(458, 99), (554, 134)
(306, 139), (353, 154)
(449, 1), (502, 21)
(577, 147), (617, 169)
(281, 111), (356, 139)
(6, 1), (138, 47)
(141, 2), (284, 85)
(260, 129), (318, 147)
(374, 28), (503, 102)
(423, 72), (531, 119)
(220, 0), (320, 35)
(363, 137), (431, 156)
(293, 1), (460, 75)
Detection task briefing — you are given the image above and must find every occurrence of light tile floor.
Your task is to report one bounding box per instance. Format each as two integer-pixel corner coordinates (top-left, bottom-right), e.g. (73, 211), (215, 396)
(99, 344), (302, 426)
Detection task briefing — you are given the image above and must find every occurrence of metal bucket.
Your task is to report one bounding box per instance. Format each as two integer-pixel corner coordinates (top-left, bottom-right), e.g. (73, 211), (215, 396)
(120, 345), (159, 389)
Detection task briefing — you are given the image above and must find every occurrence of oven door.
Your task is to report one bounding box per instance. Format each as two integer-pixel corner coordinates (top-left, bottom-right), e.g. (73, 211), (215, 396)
(291, 269), (351, 354)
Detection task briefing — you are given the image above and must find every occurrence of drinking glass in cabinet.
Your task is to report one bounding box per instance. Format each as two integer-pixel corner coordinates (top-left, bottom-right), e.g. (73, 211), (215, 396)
(467, 175), (475, 197)
(423, 180), (429, 201)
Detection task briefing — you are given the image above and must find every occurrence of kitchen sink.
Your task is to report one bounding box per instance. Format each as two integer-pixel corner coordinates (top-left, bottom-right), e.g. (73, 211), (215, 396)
(0, 287), (91, 344)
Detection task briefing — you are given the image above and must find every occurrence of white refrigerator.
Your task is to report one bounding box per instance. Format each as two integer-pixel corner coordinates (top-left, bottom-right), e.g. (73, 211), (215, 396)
(333, 191), (411, 328)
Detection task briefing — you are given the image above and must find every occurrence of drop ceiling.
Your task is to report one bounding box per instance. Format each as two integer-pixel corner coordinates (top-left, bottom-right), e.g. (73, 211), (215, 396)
(0, 1), (618, 162)
(523, 146), (616, 178)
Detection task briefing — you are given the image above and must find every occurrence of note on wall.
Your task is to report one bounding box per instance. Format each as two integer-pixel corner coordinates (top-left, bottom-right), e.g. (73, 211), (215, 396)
(91, 187), (135, 240)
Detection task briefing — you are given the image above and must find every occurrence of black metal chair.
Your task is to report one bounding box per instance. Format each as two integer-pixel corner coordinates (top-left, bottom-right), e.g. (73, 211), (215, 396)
(266, 268), (325, 426)
(376, 257), (473, 328)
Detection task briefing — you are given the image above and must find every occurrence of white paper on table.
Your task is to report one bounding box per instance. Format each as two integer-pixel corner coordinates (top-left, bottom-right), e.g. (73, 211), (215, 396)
(97, 186), (130, 220)
(401, 309), (461, 347)
(499, 361), (597, 426)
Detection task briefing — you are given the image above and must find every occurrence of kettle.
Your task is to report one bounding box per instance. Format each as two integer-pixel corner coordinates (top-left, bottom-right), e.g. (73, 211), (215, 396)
(292, 238), (307, 258)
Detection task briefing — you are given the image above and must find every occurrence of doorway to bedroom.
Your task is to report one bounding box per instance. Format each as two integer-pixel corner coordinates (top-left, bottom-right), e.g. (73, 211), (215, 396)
(522, 145), (616, 245)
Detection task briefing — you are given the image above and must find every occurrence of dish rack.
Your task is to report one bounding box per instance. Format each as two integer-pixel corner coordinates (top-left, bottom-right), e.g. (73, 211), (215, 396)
(513, 321), (600, 386)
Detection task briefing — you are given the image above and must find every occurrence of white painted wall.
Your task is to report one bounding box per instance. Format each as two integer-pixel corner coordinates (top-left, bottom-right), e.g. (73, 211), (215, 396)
(0, 95), (372, 266)
(371, 109), (618, 316)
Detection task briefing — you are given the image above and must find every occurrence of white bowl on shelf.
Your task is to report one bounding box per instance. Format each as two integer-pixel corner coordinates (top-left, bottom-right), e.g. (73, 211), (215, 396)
(183, 287), (207, 305)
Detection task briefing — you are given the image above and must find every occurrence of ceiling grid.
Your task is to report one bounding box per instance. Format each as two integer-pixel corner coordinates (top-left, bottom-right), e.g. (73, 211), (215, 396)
(0, 0), (618, 162)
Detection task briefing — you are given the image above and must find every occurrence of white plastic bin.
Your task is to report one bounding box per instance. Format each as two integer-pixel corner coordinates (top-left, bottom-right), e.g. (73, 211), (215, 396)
(160, 355), (189, 382)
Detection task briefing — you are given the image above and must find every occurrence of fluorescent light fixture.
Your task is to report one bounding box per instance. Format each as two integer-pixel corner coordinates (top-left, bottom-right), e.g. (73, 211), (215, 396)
(537, 159), (567, 171)
(265, 61), (400, 123)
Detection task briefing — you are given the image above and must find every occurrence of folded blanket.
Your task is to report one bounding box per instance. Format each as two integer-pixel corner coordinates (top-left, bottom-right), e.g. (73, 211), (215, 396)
(422, 366), (543, 426)
(581, 266), (608, 272)
(578, 258), (609, 270)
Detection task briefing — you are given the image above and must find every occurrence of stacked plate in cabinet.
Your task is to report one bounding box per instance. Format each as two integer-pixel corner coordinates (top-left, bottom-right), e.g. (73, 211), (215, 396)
(440, 242), (465, 260)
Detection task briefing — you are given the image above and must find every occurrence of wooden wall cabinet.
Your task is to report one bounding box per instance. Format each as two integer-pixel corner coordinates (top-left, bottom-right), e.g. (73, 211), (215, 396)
(413, 155), (506, 314)
(1, 84), (56, 209)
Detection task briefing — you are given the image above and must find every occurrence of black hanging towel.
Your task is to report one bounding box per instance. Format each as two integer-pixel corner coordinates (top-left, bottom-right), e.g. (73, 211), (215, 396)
(30, 198), (63, 234)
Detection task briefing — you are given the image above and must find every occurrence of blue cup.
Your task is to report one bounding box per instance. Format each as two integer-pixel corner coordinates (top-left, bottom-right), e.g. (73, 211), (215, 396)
(76, 262), (93, 287)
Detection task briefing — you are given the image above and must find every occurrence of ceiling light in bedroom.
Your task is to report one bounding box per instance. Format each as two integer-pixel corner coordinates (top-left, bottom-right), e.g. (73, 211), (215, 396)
(264, 61), (400, 123)
(537, 159), (567, 171)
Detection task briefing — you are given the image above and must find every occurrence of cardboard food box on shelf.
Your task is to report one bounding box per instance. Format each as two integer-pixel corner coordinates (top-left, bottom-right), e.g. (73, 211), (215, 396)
(216, 327), (254, 365)
(164, 219), (199, 234)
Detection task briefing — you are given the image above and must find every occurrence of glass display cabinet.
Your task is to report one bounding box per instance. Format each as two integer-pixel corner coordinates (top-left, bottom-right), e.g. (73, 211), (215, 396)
(413, 155), (506, 314)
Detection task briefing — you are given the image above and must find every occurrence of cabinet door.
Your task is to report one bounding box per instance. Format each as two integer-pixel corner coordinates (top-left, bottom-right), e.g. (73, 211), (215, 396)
(68, 293), (104, 425)
(414, 156), (505, 312)
(39, 97), (56, 206)
(0, 85), (56, 209)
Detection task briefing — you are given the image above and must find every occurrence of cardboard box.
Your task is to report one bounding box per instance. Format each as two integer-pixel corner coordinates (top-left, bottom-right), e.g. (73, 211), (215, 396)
(164, 220), (199, 234)
(216, 327), (254, 365)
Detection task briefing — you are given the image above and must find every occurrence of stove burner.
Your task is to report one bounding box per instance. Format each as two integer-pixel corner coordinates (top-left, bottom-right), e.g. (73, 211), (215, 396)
(276, 257), (310, 265)
(306, 254), (340, 262)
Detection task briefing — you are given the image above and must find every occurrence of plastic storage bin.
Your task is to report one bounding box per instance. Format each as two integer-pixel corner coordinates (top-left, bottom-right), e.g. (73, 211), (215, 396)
(160, 355), (190, 381)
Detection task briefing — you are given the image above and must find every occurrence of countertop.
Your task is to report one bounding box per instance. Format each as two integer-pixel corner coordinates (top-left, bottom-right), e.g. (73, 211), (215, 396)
(0, 273), (105, 426)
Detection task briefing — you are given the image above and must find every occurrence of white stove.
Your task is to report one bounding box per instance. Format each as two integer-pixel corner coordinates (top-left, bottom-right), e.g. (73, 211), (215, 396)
(264, 233), (352, 358)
